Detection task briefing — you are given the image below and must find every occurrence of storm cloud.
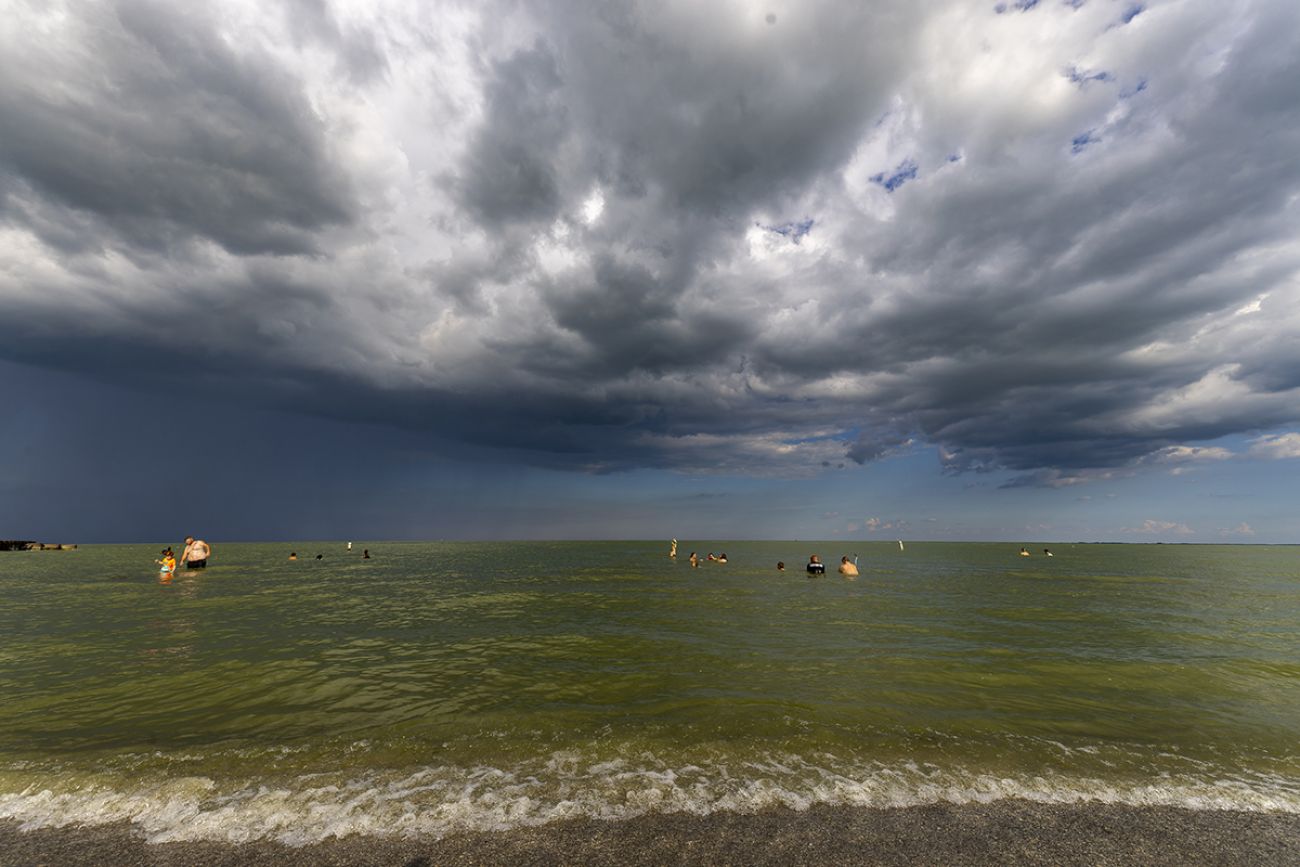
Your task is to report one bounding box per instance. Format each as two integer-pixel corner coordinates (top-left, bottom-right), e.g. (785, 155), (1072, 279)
(3, 0), (1299, 485)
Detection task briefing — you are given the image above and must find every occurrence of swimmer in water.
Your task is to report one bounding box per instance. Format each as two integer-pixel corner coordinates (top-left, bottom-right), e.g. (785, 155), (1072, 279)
(156, 548), (176, 574)
(838, 555), (858, 577)
(806, 554), (825, 575)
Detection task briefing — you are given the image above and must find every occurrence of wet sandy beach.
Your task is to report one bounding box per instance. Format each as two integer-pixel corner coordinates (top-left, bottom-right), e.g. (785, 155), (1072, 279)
(4, 801), (1298, 866)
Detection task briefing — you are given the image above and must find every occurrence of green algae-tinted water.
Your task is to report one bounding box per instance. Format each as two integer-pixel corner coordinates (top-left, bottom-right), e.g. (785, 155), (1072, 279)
(1, 541), (1297, 843)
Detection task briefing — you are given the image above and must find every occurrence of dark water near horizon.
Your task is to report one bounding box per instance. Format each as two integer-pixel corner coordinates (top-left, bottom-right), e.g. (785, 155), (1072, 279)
(1, 541), (1297, 844)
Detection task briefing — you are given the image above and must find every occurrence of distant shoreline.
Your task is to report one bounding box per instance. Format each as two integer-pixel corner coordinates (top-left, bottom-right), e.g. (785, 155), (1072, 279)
(5, 538), (1297, 547)
(3, 802), (1297, 866)
(0, 540), (77, 551)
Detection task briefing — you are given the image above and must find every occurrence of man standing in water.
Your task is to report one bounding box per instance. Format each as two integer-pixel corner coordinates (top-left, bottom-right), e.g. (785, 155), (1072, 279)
(181, 535), (211, 570)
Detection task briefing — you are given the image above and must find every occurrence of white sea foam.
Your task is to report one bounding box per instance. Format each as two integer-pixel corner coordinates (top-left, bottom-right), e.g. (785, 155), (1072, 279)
(3, 752), (1299, 846)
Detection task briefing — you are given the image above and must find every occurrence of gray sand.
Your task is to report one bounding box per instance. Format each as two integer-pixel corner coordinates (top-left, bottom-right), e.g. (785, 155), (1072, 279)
(3, 801), (1298, 866)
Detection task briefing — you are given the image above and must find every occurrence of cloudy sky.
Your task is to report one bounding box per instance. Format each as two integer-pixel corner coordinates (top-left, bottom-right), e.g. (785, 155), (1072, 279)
(3, 0), (1299, 543)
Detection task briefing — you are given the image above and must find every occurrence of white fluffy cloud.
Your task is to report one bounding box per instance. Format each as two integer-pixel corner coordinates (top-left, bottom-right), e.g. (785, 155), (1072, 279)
(1123, 519), (1194, 536)
(1248, 433), (1300, 460)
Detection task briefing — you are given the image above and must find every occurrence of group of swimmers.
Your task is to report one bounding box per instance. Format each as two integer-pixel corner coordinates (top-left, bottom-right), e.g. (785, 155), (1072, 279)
(289, 545), (370, 560)
(155, 536), (211, 581)
(790, 554), (858, 576)
(674, 545), (861, 576)
(156, 538), (379, 580)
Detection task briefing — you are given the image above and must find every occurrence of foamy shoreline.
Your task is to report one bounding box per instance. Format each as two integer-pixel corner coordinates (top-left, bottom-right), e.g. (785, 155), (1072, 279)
(3, 801), (1298, 866)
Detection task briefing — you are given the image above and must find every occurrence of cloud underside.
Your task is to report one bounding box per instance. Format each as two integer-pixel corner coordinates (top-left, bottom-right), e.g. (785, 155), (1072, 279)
(3, 0), (1300, 481)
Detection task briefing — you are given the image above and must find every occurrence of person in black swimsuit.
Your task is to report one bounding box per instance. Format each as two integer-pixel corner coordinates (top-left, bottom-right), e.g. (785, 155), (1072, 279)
(181, 536), (211, 569)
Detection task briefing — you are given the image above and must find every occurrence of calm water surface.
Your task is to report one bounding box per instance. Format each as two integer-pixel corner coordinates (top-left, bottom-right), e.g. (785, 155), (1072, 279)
(1, 541), (1297, 843)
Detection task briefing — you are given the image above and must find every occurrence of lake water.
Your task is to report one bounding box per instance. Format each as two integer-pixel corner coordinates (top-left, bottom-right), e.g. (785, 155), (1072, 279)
(1, 541), (1297, 844)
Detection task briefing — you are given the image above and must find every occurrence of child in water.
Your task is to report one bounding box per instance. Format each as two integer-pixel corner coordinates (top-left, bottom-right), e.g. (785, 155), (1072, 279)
(157, 548), (176, 577)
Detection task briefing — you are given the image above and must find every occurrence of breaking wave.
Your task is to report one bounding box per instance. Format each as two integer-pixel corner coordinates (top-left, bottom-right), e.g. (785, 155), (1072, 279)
(3, 748), (1298, 846)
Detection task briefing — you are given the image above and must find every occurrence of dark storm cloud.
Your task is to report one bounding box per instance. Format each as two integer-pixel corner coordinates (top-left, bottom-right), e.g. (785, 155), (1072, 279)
(451, 42), (567, 227)
(4, 0), (1300, 485)
(280, 0), (388, 84)
(551, 1), (903, 213)
(0, 0), (355, 257)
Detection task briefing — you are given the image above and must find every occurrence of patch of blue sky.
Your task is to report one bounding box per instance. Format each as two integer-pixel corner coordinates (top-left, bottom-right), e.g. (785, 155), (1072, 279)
(1120, 3), (1144, 24)
(1120, 78), (1148, 99)
(786, 430), (852, 446)
(763, 218), (815, 243)
(947, 153), (962, 163)
(870, 159), (919, 193)
(1065, 66), (1115, 87)
(1071, 130), (1100, 154)
(994, 0), (1040, 13)
(1063, 0), (1087, 8)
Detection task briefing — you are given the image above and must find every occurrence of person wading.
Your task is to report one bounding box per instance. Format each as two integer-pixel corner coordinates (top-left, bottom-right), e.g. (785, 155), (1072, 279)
(181, 536), (212, 570)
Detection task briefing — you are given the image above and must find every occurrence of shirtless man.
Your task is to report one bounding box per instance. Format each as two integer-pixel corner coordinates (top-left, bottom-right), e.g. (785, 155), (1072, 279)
(181, 536), (212, 569)
(838, 556), (859, 577)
